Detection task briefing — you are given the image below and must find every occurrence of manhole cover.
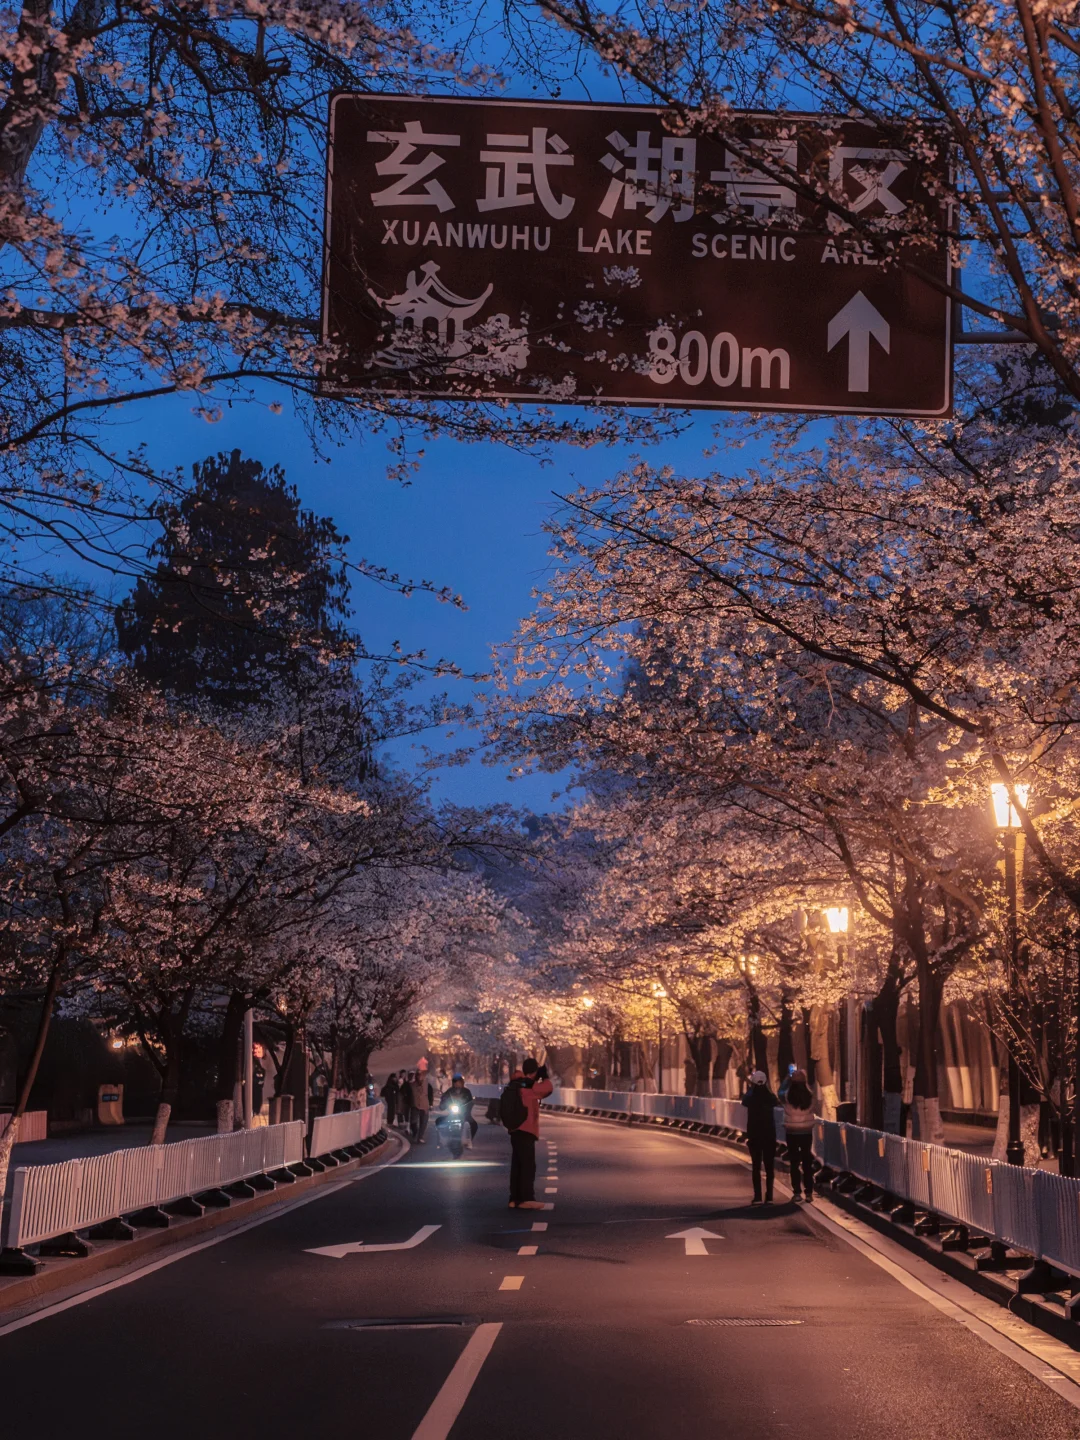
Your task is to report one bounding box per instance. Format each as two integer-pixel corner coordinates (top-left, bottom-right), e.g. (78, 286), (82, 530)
(684, 1318), (804, 1328)
(324, 1316), (480, 1331)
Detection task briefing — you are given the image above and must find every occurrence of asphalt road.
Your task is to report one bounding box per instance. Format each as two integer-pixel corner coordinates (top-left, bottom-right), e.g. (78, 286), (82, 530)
(2, 1114), (1077, 1439)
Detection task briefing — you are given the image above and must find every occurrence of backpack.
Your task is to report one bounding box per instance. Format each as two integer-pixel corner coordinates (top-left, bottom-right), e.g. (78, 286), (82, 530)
(498, 1079), (529, 1131)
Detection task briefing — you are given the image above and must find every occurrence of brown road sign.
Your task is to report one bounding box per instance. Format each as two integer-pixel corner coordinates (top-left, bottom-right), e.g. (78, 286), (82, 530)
(321, 95), (952, 416)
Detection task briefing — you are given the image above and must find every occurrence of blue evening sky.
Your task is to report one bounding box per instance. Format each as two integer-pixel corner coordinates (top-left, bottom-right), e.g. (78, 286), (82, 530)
(101, 394), (732, 814)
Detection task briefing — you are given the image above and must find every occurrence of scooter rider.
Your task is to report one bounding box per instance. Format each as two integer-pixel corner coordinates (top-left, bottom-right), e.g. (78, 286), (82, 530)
(435, 1075), (477, 1146)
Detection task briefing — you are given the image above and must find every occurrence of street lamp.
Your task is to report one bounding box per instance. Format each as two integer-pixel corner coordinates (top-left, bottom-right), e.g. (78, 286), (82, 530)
(581, 995), (595, 1010)
(652, 983), (667, 1094)
(825, 906), (849, 935)
(992, 780), (1030, 1167)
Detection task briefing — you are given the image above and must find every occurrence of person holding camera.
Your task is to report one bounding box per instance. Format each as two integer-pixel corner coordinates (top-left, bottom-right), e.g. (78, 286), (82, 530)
(501, 1058), (553, 1209)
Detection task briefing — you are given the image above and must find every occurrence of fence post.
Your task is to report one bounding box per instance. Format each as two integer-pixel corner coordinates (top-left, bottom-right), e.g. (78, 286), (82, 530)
(0, 1168), (40, 1274)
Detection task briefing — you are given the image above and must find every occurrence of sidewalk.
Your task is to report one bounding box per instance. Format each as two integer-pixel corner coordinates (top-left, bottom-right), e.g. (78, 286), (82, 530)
(941, 1120), (995, 1158)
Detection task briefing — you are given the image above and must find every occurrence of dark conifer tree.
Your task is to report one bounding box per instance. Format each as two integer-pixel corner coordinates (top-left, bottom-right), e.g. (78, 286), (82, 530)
(116, 450), (352, 709)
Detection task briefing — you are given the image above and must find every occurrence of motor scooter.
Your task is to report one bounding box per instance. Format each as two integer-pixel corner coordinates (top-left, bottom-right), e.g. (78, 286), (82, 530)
(438, 1102), (473, 1158)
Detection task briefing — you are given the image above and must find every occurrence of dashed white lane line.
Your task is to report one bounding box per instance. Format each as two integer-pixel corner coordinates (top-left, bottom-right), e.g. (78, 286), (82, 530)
(544, 1187), (558, 1194)
(541, 1202), (554, 1210)
(518, 1245), (538, 1256)
(410, 1322), (503, 1440)
(499, 1276), (524, 1291)
(531, 1222), (548, 1232)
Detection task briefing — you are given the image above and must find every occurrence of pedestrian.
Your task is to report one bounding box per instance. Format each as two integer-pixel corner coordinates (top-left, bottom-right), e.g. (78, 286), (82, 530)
(783, 1069), (816, 1202)
(380, 1071), (400, 1127)
(396, 1070), (409, 1128)
(742, 1069), (779, 1205)
(409, 1067), (432, 1143)
(502, 1057), (553, 1209)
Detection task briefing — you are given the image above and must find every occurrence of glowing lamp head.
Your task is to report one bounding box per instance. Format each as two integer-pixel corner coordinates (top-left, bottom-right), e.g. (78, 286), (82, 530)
(652, 983), (668, 1000)
(110, 1036), (124, 1050)
(581, 996), (595, 1010)
(992, 781), (1030, 830)
(825, 906), (850, 935)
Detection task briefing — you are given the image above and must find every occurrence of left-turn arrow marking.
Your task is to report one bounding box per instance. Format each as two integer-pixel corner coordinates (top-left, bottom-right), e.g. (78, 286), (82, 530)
(306, 1224), (441, 1259)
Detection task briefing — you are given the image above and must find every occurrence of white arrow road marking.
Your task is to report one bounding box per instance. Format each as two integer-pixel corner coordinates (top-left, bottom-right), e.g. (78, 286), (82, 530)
(666, 1226), (724, 1256)
(827, 290), (890, 392)
(306, 1223), (440, 1259)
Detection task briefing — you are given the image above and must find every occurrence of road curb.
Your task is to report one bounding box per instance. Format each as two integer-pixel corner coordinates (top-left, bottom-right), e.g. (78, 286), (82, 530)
(0, 1129), (401, 1316)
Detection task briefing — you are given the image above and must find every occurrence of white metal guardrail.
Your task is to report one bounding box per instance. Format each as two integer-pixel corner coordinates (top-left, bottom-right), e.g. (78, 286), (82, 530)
(0, 1111), (47, 1144)
(812, 1118), (1080, 1278)
(309, 1101), (386, 1158)
(547, 1086), (754, 1134)
(544, 1085), (1080, 1280)
(2, 1120), (305, 1251)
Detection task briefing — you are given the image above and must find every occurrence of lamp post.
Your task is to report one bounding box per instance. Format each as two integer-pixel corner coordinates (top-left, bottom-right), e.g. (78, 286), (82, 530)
(739, 955), (762, 1073)
(652, 983), (667, 1094)
(992, 781), (1029, 1167)
(824, 907), (852, 1108)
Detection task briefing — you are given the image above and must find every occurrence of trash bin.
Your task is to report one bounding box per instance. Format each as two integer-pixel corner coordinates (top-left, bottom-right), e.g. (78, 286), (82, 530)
(97, 1083), (124, 1126)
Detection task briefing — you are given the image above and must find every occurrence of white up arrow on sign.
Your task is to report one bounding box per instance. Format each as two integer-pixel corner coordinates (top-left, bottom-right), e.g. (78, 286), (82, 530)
(827, 290), (890, 392)
(666, 1226), (723, 1256)
(306, 1224), (440, 1259)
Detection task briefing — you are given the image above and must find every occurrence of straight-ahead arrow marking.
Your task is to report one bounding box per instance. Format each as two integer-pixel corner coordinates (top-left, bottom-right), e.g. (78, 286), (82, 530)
(666, 1225), (723, 1256)
(827, 290), (890, 392)
(306, 1224), (441, 1259)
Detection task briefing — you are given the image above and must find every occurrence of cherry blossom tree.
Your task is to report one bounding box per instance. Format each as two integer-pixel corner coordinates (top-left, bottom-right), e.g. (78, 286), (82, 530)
(0, 0), (677, 603)
(492, 416), (1080, 1141)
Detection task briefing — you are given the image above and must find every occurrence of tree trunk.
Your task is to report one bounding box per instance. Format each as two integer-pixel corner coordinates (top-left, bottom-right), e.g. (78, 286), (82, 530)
(874, 974), (904, 1134)
(810, 1005), (838, 1119)
(216, 990), (247, 1133)
(275, 1022), (296, 1097)
(711, 1038), (733, 1097)
(0, 942), (66, 1220)
(911, 967), (945, 1143)
(345, 1039), (374, 1094)
(149, 1004), (190, 1145)
(993, 1081), (1042, 1164)
(150, 1037), (183, 1146)
(684, 1032), (714, 1096)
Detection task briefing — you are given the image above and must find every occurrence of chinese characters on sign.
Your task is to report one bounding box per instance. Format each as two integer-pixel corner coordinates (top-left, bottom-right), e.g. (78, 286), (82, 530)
(321, 95), (952, 415)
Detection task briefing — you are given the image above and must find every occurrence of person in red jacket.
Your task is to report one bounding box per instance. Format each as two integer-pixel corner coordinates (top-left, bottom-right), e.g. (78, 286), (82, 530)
(507, 1058), (553, 1209)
